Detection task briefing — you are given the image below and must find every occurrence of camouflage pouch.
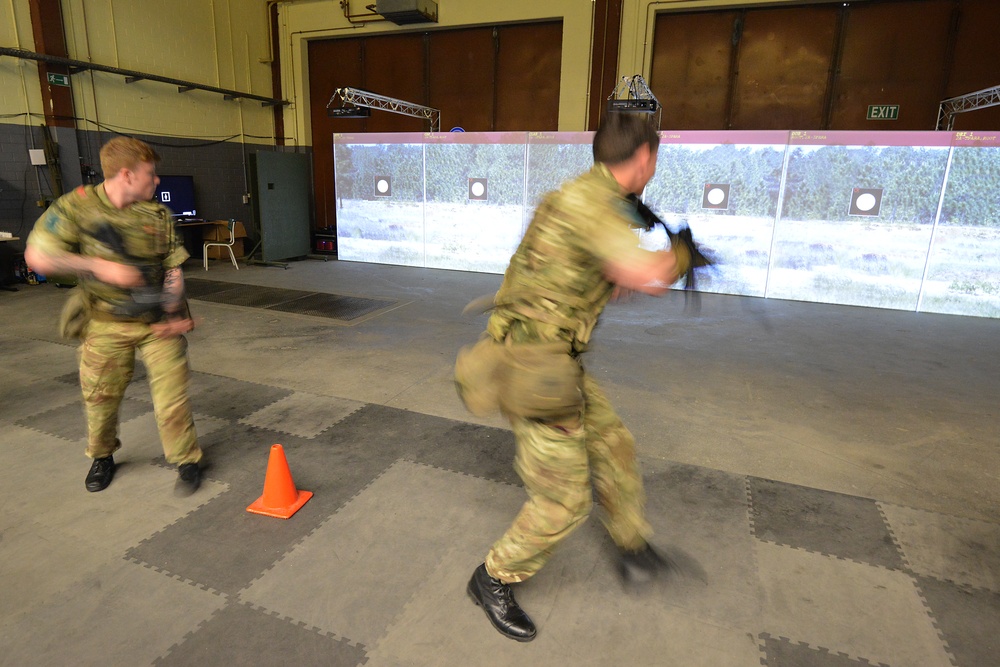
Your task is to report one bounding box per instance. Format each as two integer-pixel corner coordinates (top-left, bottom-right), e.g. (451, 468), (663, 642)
(58, 288), (89, 339)
(456, 335), (584, 420)
(498, 339), (584, 420)
(454, 334), (507, 417)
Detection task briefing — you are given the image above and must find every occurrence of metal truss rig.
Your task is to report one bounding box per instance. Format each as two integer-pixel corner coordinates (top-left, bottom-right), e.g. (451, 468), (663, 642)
(937, 84), (1000, 130)
(328, 87), (440, 132)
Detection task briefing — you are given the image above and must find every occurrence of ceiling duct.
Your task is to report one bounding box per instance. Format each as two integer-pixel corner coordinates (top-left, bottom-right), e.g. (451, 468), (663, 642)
(374, 0), (438, 25)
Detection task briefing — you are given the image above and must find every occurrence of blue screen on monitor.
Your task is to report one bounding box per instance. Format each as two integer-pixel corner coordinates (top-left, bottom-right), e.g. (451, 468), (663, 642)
(154, 175), (197, 217)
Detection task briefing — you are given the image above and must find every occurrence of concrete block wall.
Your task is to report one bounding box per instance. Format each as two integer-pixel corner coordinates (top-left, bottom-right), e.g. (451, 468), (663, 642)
(0, 123), (50, 246)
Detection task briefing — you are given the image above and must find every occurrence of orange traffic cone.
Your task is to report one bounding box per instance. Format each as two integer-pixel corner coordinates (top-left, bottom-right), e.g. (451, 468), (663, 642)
(247, 444), (313, 519)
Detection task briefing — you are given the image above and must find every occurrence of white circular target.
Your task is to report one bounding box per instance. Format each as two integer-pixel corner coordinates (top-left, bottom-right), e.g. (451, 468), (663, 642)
(706, 187), (726, 206)
(855, 192), (877, 211)
(376, 179), (390, 194)
(471, 181), (485, 198)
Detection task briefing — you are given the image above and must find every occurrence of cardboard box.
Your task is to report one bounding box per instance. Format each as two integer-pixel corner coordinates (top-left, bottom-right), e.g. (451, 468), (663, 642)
(205, 238), (245, 259)
(202, 220), (248, 242)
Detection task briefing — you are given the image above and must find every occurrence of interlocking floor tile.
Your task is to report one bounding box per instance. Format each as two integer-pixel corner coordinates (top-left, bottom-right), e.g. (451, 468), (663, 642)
(642, 463), (760, 626)
(370, 521), (762, 667)
(750, 477), (904, 569)
(0, 424), (98, 517)
(880, 502), (1000, 592)
(0, 516), (112, 625)
(0, 558), (226, 667)
(126, 484), (330, 595)
(35, 459), (228, 554)
(126, 419), (399, 594)
(155, 601), (367, 667)
(755, 540), (953, 667)
(913, 573), (1000, 667)
(240, 391), (364, 439)
(119, 411), (230, 460)
(187, 372), (294, 421)
(15, 396), (150, 442)
(760, 633), (890, 667)
(319, 403), (520, 487)
(0, 336), (76, 381)
(239, 460), (523, 647)
(0, 376), (80, 422)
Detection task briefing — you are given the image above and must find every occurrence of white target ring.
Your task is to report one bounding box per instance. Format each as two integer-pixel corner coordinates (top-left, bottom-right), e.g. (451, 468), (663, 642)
(855, 192), (877, 212)
(706, 187), (726, 206)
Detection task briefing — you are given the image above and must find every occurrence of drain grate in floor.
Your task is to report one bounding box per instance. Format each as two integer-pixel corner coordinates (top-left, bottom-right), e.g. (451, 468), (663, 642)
(185, 278), (396, 323)
(183, 278), (236, 299)
(193, 284), (305, 309)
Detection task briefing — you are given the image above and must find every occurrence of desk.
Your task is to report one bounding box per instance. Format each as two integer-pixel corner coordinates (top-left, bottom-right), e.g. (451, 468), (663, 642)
(175, 221), (216, 260)
(0, 236), (20, 291)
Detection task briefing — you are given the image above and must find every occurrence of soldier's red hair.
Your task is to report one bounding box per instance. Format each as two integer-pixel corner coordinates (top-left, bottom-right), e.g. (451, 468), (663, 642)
(99, 137), (161, 180)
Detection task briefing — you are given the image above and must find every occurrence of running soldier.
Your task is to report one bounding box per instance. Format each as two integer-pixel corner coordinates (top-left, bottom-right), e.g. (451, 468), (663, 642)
(456, 113), (688, 641)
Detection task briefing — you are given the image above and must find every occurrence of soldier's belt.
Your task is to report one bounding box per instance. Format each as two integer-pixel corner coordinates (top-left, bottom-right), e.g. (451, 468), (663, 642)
(89, 308), (156, 324)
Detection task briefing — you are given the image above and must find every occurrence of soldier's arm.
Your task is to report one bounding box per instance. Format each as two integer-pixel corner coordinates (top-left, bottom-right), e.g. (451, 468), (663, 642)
(26, 197), (143, 288)
(573, 194), (679, 294)
(152, 266), (195, 337)
(162, 266), (185, 313)
(24, 245), (143, 288)
(604, 249), (679, 295)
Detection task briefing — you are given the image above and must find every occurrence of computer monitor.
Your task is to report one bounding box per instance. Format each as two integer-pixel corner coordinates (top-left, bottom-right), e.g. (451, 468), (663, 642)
(154, 175), (198, 218)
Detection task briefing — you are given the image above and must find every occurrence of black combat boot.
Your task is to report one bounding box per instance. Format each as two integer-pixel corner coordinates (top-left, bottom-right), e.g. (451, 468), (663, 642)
(85, 455), (116, 492)
(467, 563), (537, 642)
(175, 462), (201, 496)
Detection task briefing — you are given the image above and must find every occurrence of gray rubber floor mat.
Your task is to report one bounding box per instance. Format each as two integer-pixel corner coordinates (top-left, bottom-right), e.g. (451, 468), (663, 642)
(185, 279), (395, 322)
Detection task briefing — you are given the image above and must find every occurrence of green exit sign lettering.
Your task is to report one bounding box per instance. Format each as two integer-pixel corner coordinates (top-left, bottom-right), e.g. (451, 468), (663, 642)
(47, 72), (70, 87)
(867, 104), (899, 121)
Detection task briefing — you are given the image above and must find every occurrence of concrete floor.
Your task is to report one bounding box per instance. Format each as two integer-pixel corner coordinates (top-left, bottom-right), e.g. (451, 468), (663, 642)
(1, 257), (998, 666)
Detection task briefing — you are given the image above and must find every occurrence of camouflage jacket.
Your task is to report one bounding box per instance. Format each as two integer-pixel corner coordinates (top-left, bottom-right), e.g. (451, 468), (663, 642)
(486, 164), (656, 354)
(27, 184), (189, 322)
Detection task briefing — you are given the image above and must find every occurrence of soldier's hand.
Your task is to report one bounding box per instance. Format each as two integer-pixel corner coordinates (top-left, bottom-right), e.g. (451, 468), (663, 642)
(150, 317), (195, 338)
(92, 258), (143, 288)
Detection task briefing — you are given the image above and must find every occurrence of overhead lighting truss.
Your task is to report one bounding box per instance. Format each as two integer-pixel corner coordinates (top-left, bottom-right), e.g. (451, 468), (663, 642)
(326, 87), (440, 132)
(937, 84), (1000, 130)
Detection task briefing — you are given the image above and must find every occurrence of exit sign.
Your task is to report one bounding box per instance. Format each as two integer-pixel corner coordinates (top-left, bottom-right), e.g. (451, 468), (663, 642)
(867, 104), (899, 121)
(47, 72), (70, 87)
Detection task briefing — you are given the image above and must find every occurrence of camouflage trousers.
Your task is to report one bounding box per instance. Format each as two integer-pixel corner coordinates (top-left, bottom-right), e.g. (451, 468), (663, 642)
(485, 373), (651, 583)
(79, 319), (201, 465)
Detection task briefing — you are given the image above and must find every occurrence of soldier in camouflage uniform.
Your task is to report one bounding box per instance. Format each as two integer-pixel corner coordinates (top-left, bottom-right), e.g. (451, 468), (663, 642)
(25, 137), (203, 496)
(459, 114), (687, 641)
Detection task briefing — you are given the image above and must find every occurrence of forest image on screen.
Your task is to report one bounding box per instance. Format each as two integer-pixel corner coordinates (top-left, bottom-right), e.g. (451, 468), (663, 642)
(332, 131), (1000, 319)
